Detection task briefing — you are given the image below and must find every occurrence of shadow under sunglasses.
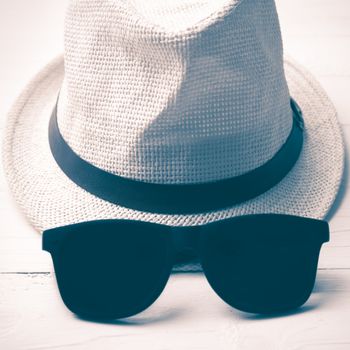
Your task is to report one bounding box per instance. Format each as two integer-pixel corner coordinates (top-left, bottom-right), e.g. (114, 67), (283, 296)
(42, 214), (329, 320)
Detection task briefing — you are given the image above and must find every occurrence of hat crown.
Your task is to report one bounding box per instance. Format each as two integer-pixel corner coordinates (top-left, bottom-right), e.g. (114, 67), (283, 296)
(57, 0), (292, 184)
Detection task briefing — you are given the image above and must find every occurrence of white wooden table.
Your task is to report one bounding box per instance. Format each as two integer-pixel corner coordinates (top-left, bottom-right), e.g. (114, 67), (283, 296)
(1, 1), (350, 349)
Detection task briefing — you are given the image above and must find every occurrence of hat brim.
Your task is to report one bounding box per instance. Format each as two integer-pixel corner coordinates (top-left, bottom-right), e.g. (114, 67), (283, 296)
(2, 55), (344, 235)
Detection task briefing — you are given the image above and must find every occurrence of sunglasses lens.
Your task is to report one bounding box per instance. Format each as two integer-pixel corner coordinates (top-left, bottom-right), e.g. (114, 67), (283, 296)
(201, 215), (328, 314)
(49, 220), (172, 319)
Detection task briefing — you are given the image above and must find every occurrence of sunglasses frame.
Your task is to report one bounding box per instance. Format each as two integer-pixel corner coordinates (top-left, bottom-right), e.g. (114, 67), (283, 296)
(43, 214), (329, 319)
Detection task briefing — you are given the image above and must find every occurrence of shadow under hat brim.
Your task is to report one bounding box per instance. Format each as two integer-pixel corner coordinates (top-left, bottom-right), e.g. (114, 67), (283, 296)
(2, 55), (345, 234)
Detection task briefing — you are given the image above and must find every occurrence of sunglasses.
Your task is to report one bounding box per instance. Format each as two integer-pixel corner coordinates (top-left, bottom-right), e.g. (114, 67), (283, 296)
(43, 214), (329, 320)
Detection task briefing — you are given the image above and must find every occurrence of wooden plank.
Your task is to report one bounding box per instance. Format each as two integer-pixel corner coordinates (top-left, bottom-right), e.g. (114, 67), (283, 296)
(0, 270), (350, 350)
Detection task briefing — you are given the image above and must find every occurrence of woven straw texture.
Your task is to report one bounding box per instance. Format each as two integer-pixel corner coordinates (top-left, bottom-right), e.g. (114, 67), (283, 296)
(58, 0), (292, 184)
(2, 0), (345, 271)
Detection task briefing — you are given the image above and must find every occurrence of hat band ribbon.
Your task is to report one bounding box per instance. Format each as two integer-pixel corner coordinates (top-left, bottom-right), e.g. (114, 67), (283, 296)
(48, 99), (304, 214)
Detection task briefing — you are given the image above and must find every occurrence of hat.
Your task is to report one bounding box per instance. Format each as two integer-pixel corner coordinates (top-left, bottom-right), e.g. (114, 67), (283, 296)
(2, 0), (344, 268)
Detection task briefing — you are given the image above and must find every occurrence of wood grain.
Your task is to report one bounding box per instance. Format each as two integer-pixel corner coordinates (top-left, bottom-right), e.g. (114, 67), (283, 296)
(1, 0), (350, 349)
(1, 271), (350, 350)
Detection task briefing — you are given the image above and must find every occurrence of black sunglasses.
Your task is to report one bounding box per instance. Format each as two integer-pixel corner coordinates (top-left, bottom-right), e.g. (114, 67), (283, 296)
(43, 214), (329, 320)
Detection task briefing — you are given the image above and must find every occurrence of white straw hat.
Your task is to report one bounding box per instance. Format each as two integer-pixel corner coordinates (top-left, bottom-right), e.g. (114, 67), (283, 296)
(2, 0), (344, 266)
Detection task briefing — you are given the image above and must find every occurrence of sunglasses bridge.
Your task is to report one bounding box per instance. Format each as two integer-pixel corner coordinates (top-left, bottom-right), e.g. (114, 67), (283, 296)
(170, 225), (202, 264)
